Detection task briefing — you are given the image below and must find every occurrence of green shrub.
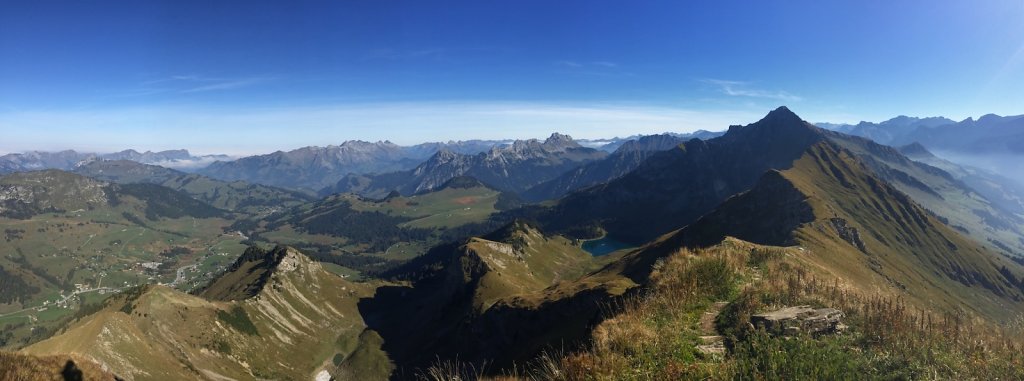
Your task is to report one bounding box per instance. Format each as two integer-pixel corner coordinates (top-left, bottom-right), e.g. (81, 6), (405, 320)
(732, 329), (870, 380)
(213, 339), (232, 354)
(217, 306), (259, 336)
(685, 256), (736, 300)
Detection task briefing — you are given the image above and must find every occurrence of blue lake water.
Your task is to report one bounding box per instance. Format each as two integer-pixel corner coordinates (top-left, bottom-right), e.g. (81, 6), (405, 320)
(582, 236), (635, 256)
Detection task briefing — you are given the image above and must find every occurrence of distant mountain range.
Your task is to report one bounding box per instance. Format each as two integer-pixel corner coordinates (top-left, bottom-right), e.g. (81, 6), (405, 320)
(197, 140), (520, 193)
(0, 149), (229, 175)
(323, 133), (609, 197)
(203, 133), (723, 195)
(520, 133), (693, 201)
(818, 113), (1024, 190)
(0, 133), (726, 196)
(818, 113), (1024, 155)
(578, 130), (723, 152)
(816, 116), (955, 145)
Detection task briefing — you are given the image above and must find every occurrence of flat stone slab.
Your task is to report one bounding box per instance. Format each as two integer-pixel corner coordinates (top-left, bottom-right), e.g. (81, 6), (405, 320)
(751, 305), (845, 336)
(699, 335), (722, 344)
(696, 342), (725, 356)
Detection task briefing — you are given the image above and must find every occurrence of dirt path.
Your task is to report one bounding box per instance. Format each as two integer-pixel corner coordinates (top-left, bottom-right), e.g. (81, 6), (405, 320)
(696, 301), (728, 356)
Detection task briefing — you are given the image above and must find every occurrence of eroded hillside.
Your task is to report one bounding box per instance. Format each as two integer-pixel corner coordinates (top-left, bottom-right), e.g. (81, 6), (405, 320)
(26, 246), (388, 381)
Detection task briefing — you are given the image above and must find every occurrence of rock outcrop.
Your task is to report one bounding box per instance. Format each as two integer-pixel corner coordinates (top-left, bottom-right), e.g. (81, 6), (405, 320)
(751, 306), (846, 336)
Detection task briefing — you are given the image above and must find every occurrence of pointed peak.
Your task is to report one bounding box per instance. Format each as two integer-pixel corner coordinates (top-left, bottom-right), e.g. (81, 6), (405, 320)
(729, 106), (819, 138)
(421, 148), (463, 168)
(763, 106), (803, 122)
(541, 132), (581, 151)
(898, 142), (935, 158)
(545, 132), (574, 143)
(198, 245), (315, 301)
(482, 219), (542, 243)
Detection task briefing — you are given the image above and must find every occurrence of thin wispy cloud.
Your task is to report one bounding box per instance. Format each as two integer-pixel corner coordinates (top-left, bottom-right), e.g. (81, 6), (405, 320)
(136, 75), (276, 94)
(702, 79), (803, 102)
(555, 60), (618, 68)
(180, 77), (274, 93)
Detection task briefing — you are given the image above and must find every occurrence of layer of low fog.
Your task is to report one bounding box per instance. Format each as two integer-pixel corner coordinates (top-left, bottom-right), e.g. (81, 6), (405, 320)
(934, 151), (1024, 187)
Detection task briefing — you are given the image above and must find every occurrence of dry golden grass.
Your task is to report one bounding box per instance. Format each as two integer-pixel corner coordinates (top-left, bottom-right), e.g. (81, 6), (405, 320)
(0, 351), (117, 381)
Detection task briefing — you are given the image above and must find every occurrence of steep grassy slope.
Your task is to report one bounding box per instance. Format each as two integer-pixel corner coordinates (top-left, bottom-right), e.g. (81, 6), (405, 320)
(673, 141), (1024, 319)
(828, 133), (1024, 258)
(197, 246), (290, 301)
(26, 246), (388, 381)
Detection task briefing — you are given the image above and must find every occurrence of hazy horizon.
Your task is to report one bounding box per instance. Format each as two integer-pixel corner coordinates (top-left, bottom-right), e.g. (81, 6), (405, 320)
(3, 107), (1022, 156)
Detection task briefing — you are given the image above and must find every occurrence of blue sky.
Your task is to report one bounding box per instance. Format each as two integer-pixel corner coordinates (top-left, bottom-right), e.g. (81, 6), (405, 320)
(1, 1), (1023, 154)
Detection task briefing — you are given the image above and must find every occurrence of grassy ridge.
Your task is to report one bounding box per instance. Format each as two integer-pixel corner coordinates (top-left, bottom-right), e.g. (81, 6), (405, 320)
(423, 239), (1024, 380)
(25, 247), (389, 380)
